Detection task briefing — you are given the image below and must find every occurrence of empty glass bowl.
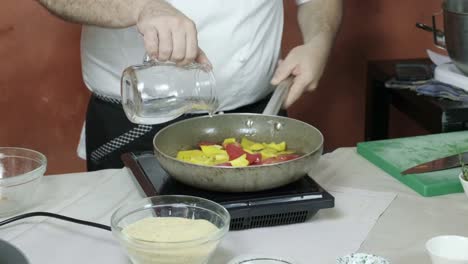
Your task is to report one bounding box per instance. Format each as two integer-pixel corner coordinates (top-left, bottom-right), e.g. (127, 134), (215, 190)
(0, 147), (47, 217)
(110, 195), (230, 264)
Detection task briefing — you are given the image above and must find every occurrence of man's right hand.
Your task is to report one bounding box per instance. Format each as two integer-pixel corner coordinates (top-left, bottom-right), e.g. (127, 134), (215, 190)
(136, 0), (211, 66)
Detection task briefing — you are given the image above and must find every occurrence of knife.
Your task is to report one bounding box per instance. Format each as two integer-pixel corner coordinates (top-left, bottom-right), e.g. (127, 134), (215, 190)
(401, 151), (468, 175)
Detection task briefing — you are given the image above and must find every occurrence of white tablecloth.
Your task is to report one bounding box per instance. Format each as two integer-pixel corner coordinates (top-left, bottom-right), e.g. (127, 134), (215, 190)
(313, 148), (468, 264)
(1, 147), (467, 264)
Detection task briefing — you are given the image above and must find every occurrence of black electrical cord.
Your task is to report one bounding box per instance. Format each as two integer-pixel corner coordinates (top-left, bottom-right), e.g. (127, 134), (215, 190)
(0, 212), (111, 231)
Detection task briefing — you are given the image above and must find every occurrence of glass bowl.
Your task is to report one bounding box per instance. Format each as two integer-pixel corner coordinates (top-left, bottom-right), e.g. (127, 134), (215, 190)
(227, 255), (297, 264)
(110, 195), (230, 264)
(336, 253), (390, 264)
(0, 147), (47, 217)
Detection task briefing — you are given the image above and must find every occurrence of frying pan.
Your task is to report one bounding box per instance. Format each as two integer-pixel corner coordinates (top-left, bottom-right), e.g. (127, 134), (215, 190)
(153, 79), (324, 192)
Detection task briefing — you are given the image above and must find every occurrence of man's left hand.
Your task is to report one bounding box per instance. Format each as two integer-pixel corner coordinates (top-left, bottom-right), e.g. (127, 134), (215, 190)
(270, 36), (331, 108)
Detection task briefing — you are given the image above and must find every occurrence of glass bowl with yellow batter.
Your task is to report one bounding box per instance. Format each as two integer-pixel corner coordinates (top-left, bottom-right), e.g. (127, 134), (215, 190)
(111, 195), (230, 264)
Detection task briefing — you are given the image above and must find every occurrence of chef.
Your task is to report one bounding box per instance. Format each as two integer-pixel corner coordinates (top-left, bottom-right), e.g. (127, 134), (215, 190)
(37, 0), (342, 171)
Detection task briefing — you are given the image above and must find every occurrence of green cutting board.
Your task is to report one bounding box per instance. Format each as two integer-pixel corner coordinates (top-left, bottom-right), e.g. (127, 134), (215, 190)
(357, 131), (468, 197)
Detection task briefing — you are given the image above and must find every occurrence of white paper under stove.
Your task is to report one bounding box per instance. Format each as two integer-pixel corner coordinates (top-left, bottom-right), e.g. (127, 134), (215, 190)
(0, 168), (396, 264)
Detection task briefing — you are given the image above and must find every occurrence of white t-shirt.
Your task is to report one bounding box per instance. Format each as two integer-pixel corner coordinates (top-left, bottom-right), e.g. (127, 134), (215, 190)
(78, 0), (310, 159)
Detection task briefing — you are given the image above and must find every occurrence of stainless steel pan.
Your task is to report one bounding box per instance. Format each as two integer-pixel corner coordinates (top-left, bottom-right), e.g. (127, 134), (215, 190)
(153, 79), (324, 192)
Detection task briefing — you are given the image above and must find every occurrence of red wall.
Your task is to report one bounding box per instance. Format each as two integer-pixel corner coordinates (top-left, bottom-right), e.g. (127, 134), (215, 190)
(0, 0), (445, 174)
(0, 1), (89, 173)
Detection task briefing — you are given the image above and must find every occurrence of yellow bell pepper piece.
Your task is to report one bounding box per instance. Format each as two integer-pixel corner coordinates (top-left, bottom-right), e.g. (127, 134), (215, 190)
(214, 153), (229, 164)
(190, 155), (215, 166)
(244, 149), (258, 154)
(260, 148), (278, 160)
(177, 150), (205, 161)
(262, 142), (286, 152)
(200, 145), (225, 156)
(177, 150), (214, 165)
(223, 138), (237, 145)
(241, 137), (264, 151)
(176, 149), (215, 165)
(250, 143), (265, 151)
(230, 154), (249, 167)
(241, 137), (254, 149)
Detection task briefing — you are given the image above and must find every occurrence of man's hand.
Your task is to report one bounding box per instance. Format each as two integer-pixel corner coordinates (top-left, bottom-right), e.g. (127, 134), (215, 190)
(136, 0), (211, 66)
(271, 0), (342, 108)
(37, 0), (211, 66)
(270, 35), (330, 108)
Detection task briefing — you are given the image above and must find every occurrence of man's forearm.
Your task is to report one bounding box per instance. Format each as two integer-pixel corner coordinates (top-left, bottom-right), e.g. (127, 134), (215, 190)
(37, 0), (155, 28)
(298, 0), (343, 43)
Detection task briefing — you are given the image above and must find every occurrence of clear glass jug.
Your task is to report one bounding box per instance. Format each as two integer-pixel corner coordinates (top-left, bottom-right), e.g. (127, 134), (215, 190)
(121, 57), (218, 125)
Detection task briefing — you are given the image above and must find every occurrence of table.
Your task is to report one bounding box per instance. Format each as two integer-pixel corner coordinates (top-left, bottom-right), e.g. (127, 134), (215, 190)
(1, 148), (468, 264)
(365, 59), (468, 141)
(313, 148), (468, 263)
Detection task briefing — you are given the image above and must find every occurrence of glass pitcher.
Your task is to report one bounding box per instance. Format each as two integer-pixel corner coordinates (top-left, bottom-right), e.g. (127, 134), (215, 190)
(121, 56), (219, 125)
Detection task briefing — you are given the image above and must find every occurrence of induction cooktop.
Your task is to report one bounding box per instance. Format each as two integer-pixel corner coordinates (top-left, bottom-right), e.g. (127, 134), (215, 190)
(122, 152), (334, 230)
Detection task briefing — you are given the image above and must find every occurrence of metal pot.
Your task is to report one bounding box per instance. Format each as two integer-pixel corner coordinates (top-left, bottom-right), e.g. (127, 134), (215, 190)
(417, 0), (468, 75)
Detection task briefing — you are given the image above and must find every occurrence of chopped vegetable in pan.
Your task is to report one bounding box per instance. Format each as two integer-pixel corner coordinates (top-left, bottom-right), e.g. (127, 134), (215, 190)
(176, 137), (301, 167)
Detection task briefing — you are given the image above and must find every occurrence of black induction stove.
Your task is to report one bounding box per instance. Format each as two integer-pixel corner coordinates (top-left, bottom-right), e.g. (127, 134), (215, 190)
(122, 152), (334, 230)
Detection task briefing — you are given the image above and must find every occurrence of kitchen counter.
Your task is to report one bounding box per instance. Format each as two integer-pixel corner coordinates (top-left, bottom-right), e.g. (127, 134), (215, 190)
(312, 148), (468, 263)
(1, 147), (467, 264)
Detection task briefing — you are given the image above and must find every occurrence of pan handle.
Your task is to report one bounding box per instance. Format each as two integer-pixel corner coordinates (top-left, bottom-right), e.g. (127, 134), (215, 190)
(415, 22), (443, 36)
(415, 11), (446, 50)
(262, 77), (293, 116)
(431, 11), (446, 49)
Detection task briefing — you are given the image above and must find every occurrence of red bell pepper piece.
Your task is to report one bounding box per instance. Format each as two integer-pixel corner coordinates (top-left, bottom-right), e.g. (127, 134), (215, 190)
(225, 143), (263, 165)
(246, 152), (262, 165)
(261, 157), (279, 165)
(261, 154), (300, 165)
(225, 143), (245, 160)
